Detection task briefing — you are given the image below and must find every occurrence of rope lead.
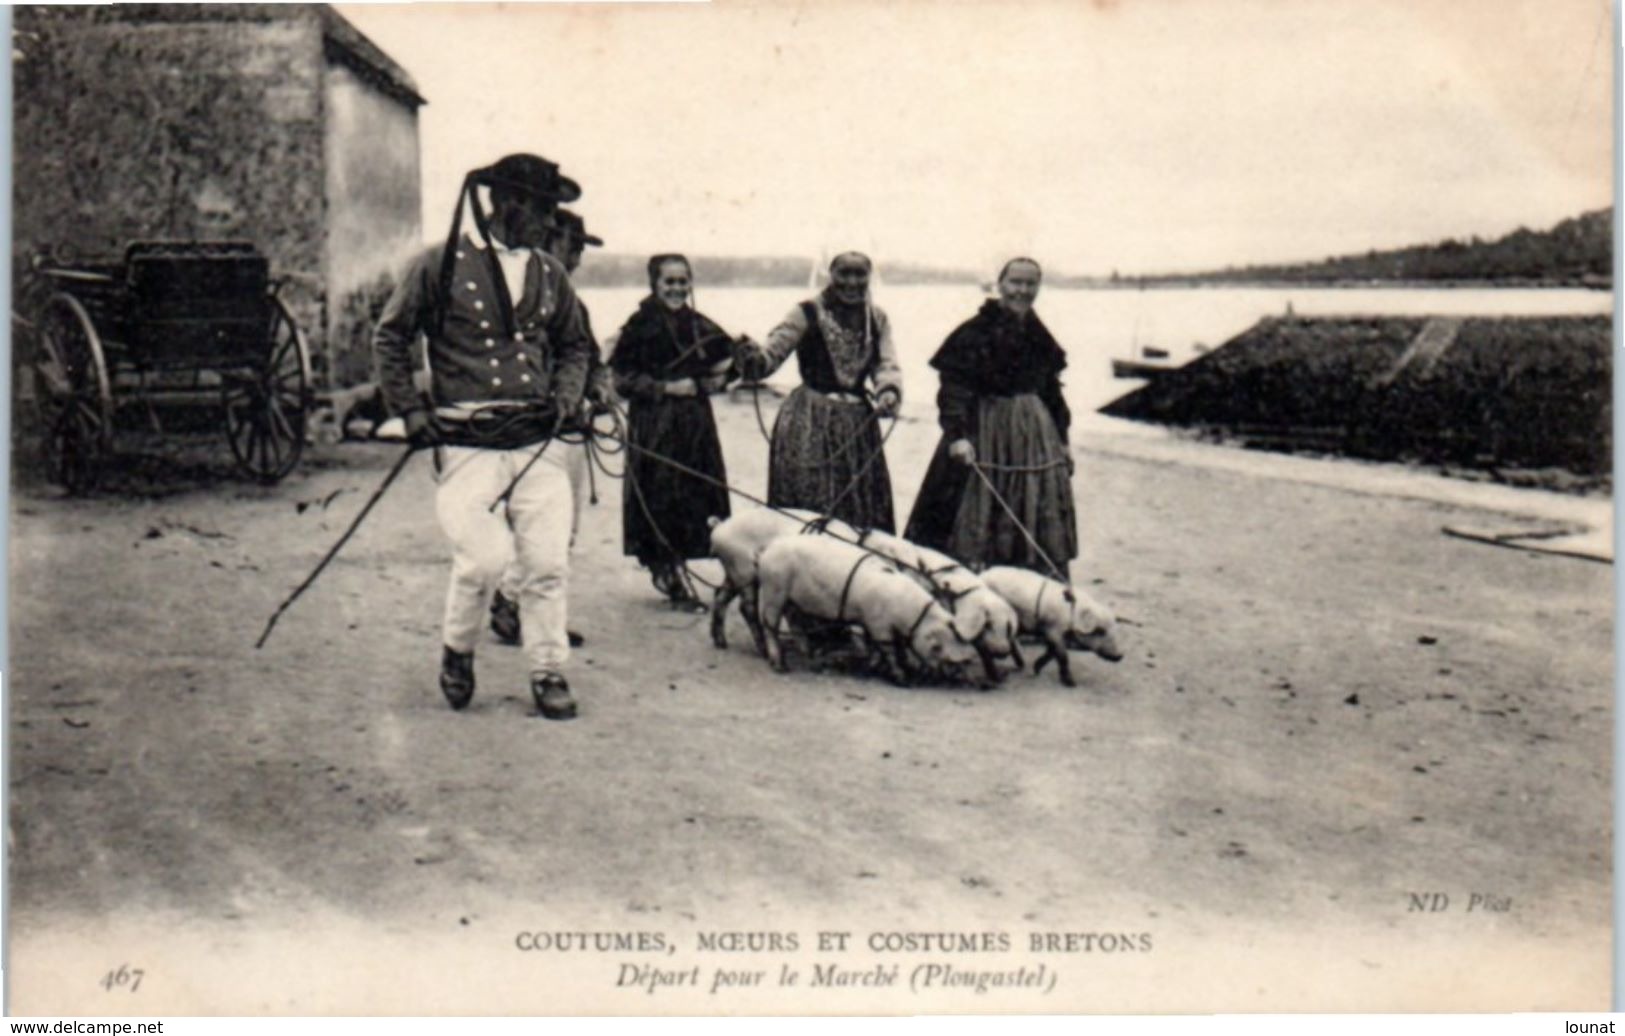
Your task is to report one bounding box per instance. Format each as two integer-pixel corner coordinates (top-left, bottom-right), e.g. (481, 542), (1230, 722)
(259, 395), (909, 647)
(966, 460), (1069, 586)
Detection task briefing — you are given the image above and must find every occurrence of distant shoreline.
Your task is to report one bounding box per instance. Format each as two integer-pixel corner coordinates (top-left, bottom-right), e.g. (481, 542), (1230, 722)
(576, 276), (1612, 292)
(574, 208), (1612, 292)
(1049, 278), (1613, 291)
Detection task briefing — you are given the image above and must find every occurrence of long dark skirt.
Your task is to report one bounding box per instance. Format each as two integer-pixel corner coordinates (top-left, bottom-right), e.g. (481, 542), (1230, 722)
(904, 394), (1075, 573)
(902, 439), (971, 553)
(766, 386), (895, 532)
(623, 394), (731, 564)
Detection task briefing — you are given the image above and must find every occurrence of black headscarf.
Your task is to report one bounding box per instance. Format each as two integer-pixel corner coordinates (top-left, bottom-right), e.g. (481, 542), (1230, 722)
(615, 294), (731, 380)
(929, 299), (1067, 393)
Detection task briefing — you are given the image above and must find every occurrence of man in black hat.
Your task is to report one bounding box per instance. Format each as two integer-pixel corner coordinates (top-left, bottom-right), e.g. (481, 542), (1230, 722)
(374, 153), (595, 720)
(489, 208), (610, 648)
(553, 210), (605, 275)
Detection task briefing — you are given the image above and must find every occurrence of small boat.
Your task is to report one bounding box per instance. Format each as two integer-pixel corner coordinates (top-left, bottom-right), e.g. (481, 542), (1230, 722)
(1112, 345), (1176, 379)
(1112, 357), (1172, 380)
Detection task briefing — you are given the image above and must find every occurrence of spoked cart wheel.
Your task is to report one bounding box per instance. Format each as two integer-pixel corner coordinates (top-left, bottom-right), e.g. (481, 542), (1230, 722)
(35, 293), (113, 494)
(223, 294), (312, 483)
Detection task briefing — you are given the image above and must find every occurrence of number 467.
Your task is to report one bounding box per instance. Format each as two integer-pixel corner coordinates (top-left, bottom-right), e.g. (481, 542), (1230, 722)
(100, 965), (144, 993)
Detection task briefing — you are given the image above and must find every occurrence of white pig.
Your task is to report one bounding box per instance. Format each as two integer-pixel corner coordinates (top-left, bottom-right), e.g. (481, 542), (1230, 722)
(856, 530), (1022, 683)
(756, 535), (980, 684)
(981, 566), (1123, 687)
(707, 507), (861, 653)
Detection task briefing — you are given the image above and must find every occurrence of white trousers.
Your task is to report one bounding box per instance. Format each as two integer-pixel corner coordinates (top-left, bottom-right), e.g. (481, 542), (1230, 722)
(436, 442), (581, 673)
(497, 445), (588, 598)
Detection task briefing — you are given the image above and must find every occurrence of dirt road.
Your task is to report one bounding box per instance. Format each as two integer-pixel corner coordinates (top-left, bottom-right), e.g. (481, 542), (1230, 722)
(6, 404), (1612, 1013)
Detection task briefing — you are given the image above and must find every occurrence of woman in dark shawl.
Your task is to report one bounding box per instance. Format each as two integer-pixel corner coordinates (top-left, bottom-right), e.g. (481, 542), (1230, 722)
(904, 257), (1077, 575)
(612, 254), (738, 610)
(736, 252), (903, 531)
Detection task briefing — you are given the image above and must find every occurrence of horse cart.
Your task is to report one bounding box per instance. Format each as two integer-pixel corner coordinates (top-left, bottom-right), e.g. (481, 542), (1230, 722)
(27, 240), (313, 492)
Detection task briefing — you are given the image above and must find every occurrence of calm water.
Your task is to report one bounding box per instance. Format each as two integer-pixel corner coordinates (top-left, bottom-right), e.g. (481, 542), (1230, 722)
(577, 285), (1612, 431)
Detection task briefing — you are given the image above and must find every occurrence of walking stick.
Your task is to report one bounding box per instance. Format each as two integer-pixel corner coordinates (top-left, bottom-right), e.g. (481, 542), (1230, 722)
(255, 445), (417, 649)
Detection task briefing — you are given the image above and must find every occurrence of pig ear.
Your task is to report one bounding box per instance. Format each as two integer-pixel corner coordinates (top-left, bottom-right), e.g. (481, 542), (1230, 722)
(955, 615), (988, 644)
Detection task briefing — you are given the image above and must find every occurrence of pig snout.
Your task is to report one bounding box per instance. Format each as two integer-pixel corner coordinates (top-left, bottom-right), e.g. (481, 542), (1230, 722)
(915, 615), (981, 670)
(1066, 625), (1123, 662)
(975, 597), (1019, 656)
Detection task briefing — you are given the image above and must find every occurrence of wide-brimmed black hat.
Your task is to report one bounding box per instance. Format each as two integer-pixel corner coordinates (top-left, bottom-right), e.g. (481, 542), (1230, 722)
(474, 153), (581, 204)
(555, 209), (604, 248)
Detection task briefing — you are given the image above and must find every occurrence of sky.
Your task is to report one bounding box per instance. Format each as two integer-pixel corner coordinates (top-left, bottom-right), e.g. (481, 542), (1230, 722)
(338, 0), (1614, 278)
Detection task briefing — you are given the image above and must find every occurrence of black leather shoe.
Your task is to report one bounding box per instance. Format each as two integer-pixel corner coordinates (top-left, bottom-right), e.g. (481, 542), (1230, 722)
(531, 672), (578, 721)
(493, 593), (584, 647)
(489, 591), (521, 646)
(440, 646), (475, 711)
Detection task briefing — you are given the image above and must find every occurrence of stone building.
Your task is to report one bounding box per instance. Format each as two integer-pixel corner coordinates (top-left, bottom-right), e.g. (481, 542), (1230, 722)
(12, 4), (424, 389)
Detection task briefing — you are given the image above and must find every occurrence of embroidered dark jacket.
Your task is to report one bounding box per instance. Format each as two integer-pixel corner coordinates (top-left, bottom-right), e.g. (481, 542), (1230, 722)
(373, 234), (594, 417)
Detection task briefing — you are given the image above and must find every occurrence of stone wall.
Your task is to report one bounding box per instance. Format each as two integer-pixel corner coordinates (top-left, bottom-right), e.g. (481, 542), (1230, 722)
(12, 6), (424, 392)
(322, 58), (422, 387)
(12, 7), (329, 373)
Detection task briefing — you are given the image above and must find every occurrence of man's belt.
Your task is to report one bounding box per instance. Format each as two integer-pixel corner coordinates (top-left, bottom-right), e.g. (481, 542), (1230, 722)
(434, 402), (562, 450)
